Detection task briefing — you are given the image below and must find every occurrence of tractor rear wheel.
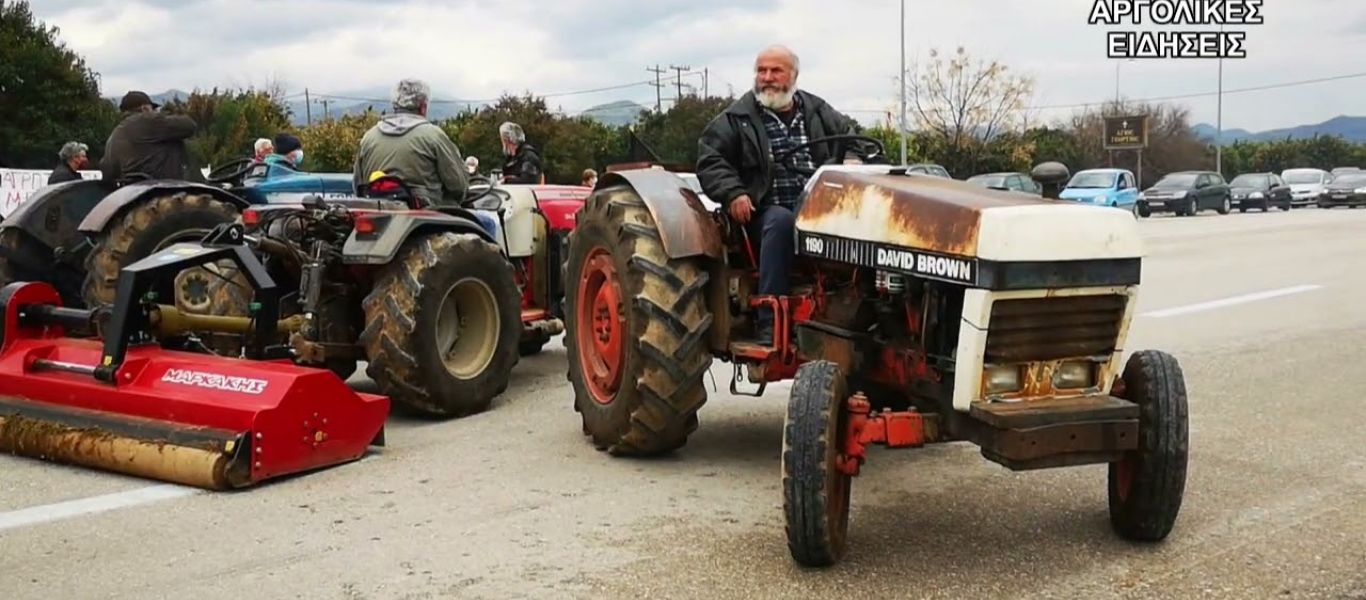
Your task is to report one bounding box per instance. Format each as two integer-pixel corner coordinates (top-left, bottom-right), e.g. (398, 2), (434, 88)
(0, 228), (87, 308)
(1109, 350), (1189, 542)
(563, 184), (713, 456)
(782, 360), (853, 568)
(82, 192), (238, 307)
(361, 232), (521, 418)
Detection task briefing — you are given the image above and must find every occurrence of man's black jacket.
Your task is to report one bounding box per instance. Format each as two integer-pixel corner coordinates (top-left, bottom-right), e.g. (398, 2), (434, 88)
(100, 111), (199, 183)
(502, 142), (543, 184)
(47, 162), (81, 184)
(696, 90), (859, 209)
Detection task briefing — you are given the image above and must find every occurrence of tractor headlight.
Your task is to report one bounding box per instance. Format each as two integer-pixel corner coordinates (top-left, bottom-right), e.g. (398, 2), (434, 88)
(1053, 361), (1095, 389)
(984, 365), (1022, 394)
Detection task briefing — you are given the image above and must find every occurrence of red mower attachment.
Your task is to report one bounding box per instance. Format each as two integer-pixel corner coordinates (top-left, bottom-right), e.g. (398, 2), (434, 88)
(0, 239), (390, 490)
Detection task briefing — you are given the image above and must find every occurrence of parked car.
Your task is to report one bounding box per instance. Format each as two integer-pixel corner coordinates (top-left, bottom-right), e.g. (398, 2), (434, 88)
(1057, 168), (1140, 215)
(1138, 171), (1231, 216)
(1330, 167), (1361, 177)
(1280, 168), (1332, 207)
(1228, 172), (1292, 212)
(1319, 172), (1366, 208)
(904, 163), (952, 178)
(966, 171), (1042, 195)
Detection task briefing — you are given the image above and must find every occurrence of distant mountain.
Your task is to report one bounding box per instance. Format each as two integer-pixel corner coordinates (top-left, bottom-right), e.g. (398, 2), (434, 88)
(1192, 116), (1366, 144)
(578, 100), (650, 127)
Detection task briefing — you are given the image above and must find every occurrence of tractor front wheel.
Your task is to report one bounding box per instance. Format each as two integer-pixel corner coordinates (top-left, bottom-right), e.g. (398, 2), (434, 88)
(82, 193), (238, 307)
(1108, 349), (1189, 542)
(362, 232), (522, 418)
(564, 184), (712, 456)
(782, 360), (854, 568)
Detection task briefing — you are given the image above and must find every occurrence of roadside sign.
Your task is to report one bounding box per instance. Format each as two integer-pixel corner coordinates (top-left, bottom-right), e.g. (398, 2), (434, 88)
(1104, 115), (1148, 149)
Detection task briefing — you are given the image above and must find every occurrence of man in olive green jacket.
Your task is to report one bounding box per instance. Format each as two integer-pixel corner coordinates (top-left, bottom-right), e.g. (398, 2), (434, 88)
(353, 79), (468, 206)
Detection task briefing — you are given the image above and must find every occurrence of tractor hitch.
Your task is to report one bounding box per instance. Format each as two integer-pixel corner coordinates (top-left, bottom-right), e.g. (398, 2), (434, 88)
(836, 392), (927, 477)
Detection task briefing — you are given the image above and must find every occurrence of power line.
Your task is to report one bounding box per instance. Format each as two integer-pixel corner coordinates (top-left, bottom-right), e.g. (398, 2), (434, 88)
(840, 70), (1366, 117)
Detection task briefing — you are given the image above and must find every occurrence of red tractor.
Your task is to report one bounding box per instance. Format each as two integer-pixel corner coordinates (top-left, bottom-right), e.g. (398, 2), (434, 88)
(562, 135), (1189, 566)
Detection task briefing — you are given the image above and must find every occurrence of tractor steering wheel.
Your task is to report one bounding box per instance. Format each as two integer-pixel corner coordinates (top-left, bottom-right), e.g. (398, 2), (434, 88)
(772, 134), (886, 178)
(461, 175), (499, 209)
(206, 157), (256, 185)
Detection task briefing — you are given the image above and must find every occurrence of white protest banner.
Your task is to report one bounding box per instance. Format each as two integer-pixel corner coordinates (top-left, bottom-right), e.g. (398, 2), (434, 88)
(0, 169), (103, 218)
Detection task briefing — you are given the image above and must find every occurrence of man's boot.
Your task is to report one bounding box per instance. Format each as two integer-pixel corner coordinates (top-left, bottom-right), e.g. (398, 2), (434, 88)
(755, 307), (775, 346)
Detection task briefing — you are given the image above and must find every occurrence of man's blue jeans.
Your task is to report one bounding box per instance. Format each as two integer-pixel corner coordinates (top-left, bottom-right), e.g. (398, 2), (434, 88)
(747, 204), (796, 334)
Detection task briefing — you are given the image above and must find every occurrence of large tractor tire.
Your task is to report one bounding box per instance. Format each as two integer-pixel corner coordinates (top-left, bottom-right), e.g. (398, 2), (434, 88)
(782, 360), (854, 568)
(1108, 350), (1189, 542)
(82, 192), (239, 307)
(563, 184), (713, 456)
(0, 228), (87, 308)
(361, 232), (522, 418)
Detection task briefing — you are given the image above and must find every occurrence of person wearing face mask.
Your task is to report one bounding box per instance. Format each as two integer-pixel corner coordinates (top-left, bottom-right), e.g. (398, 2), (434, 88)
(48, 142), (90, 184)
(695, 44), (860, 345)
(265, 133), (305, 170)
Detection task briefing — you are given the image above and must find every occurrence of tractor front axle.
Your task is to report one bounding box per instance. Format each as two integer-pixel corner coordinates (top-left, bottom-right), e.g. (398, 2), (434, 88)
(836, 392), (928, 476)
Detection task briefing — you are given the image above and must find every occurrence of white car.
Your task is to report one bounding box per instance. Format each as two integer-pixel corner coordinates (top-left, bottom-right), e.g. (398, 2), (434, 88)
(1280, 168), (1332, 207)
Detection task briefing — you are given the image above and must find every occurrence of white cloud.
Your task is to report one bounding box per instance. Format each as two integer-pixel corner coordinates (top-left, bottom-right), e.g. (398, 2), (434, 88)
(31, 0), (1366, 131)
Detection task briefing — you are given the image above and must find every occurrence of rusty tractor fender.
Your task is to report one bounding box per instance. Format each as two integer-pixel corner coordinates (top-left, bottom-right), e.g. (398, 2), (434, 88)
(76, 180), (250, 237)
(341, 211), (498, 266)
(599, 170), (724, 260)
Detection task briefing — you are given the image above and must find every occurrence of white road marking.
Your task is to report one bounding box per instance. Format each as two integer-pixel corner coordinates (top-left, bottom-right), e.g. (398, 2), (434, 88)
(0, 485), (200, 533)
(1142, 284), (1323, 318)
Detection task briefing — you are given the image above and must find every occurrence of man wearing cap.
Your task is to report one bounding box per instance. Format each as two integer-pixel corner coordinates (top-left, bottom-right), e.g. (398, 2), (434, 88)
(48, 142), (90, 184)
(353, 78), (468, 206)
(265, 133), (305, 169)
(100, 90), (199, 183)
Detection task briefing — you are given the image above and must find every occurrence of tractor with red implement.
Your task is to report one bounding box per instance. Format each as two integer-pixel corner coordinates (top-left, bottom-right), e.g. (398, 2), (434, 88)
(562, 134), (1189, 566)
(0, 238), (388, 489)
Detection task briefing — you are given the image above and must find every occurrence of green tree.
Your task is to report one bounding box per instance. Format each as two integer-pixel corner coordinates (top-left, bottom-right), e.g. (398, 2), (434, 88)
(160, 86), (292, 170)
(633, 95), (735, 165)
(294, 110), (380, 173)
(0, 0), (118, 168)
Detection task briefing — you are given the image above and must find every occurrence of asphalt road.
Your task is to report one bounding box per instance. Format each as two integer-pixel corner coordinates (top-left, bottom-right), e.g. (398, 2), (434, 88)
(3, 206), (1365, 600)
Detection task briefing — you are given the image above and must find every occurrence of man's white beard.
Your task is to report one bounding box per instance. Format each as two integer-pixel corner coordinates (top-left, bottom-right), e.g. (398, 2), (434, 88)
(755, 85), (796, 111)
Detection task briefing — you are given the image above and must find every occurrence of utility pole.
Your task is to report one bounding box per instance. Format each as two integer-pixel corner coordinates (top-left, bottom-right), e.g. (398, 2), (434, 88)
(647, 65), (666, 112)
(1216, 23), (1224, 175)
(315, 97), (332, 121)
(899, 0), (907, 165)
(305, 88), (312, 125)
(669, 64), (691, 102)
(704, 68), (709, 98)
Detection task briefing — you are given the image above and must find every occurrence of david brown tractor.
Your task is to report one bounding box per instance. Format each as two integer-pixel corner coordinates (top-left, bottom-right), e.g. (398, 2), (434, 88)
(562, 135), (1189, 567)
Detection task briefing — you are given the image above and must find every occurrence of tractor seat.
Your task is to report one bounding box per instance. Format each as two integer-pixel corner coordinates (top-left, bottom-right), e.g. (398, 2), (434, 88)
(428, 206), (501, 240)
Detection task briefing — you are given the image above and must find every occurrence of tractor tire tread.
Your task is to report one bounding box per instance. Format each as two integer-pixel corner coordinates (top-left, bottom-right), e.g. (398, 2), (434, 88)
(566, 184), (712, 456)
(1108, 349), (1189, 541)
(782, 360), (850, 568)
(361, 232), (521, 418)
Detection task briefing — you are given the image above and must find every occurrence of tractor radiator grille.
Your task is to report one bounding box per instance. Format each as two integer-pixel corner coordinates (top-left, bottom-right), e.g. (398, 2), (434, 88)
(985, 294), (1127, 363)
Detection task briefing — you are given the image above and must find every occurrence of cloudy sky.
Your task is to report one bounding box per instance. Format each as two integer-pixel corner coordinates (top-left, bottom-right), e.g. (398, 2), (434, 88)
(31, 0), (1366, 131)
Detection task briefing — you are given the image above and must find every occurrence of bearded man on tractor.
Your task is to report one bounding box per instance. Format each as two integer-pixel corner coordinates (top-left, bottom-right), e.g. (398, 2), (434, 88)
(696, 44), (861, 345)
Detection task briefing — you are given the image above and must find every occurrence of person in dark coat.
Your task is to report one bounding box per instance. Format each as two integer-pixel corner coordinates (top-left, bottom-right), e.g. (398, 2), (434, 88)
(695, 44), (860, 344)
(498, 122), (543, 184)
(100, 91), (200, 183)
(47, 142), (89, 184)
